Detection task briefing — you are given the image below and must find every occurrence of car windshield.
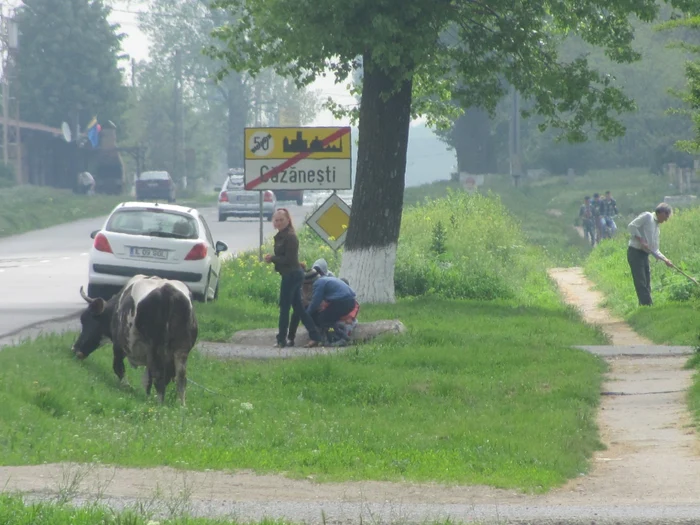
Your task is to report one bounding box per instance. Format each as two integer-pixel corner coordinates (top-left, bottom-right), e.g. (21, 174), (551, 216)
(106, 209), (198, 239)
(140, 171), (170, 181)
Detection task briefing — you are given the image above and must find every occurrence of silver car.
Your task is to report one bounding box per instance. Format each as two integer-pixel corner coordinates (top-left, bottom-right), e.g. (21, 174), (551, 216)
(217, 175), (276, 222)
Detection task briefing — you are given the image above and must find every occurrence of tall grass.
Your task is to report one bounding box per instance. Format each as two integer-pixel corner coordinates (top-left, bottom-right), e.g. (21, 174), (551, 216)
(404, 169), (672, 266)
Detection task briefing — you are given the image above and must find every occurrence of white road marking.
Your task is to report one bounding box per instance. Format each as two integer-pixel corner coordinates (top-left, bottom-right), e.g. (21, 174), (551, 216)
(40, 260), (50, 263)
(80, 253), (88, 256)
(62, 256), (71, 260)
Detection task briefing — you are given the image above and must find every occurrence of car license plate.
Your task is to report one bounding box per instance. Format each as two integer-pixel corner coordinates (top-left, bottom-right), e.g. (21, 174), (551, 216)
(236, 195), (255, 202)
(129, 247), (168, 259)
(148, 182), (158, 187)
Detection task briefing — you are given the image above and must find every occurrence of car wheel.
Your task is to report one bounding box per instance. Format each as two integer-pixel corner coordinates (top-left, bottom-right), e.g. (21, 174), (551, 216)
(296, 197), (304, 206)
(218, 213), (226, 222)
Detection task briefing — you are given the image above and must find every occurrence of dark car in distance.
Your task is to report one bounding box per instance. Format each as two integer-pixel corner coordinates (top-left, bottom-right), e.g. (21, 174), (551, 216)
(273, 189), (304, 206)
(135, 171), (176, 203)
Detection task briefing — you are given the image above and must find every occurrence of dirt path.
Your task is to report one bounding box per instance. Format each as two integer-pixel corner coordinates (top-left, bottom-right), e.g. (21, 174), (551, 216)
(2, 268), (700, 523)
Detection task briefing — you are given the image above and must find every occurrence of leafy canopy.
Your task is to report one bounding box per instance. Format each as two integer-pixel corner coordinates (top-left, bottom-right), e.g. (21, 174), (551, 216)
(658, 13), (700, 154)
(210, 0), (693, 142)
(16, 0), (126, 127)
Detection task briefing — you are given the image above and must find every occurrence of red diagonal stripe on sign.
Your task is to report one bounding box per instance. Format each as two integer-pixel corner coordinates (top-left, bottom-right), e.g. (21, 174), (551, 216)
(245, 127), (351, 190)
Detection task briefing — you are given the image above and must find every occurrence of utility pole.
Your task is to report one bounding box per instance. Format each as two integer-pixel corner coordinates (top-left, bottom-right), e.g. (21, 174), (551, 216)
(509, 85), (522, 188)
(173, 49), (182, 184)
(1, 6), (20, 183)
(1, 4), (8, 168)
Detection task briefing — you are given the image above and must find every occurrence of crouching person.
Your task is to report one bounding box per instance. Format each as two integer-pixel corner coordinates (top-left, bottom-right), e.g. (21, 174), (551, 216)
(287, 268), (319, 347)
(305, 275), (357, 348)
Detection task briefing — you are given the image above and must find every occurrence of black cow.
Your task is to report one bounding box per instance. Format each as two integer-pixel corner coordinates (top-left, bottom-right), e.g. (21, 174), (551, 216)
(73, 274), (198, 405)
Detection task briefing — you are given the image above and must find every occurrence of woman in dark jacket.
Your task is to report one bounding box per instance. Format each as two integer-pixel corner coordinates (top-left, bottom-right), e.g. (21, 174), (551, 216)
(264, 208), (322, 348)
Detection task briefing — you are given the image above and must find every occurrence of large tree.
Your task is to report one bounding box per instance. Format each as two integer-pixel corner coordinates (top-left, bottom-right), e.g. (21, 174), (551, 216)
(15, 0), (126, 128)
(210, 0), (693, 303)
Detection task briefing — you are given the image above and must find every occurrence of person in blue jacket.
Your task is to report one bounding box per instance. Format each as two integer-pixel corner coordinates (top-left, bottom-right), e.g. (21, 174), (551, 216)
(305, 276), (356, 347)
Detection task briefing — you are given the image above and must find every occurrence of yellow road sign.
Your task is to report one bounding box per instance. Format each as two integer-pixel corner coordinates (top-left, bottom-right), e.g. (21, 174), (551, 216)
(306, 193), (351, 251)
(245, 127), (351, 160)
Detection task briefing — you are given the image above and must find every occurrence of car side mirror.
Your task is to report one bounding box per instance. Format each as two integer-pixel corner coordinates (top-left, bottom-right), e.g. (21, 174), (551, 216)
(215, 240), (228, 255)
(90, 230), (99, 239)
(214, 186), (221, 192)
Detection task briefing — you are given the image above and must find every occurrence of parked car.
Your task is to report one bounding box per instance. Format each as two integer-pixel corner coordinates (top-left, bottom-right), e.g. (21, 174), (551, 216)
(273, 189), (304, 206)
(135, 171), (176, 203)
(217, 174), (276, 222)
(87, 202), (228, 302)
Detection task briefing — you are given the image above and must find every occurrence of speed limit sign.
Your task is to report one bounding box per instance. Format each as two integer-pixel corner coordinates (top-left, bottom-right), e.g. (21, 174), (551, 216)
(248, 131), (274, 157)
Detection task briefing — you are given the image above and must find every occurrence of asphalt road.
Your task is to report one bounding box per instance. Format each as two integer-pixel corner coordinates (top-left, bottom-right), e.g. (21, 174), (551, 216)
(0, 204), (311, 338)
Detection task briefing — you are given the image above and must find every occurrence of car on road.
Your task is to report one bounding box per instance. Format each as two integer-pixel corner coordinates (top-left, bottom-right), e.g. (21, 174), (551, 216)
(87, 202), (228, 302)
(217, 174), (277, 222)
(135, 170), (176, 203)
(273, 189), (304, 206)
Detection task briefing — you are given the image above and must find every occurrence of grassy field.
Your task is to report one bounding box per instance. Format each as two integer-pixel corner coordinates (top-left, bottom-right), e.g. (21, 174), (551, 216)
(0, 190), (609, 493)
(0, 186), (218, 239)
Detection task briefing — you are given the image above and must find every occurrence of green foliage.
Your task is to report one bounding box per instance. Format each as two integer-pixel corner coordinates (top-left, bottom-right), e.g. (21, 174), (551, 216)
(211, 0), (691, 143)
(430, 220), (448, 256)
(16, 0), (126, 127)
(585, 205), (700, 344)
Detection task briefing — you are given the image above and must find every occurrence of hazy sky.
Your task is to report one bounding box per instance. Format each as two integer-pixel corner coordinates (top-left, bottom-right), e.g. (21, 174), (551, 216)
(108, 3), (354, 127)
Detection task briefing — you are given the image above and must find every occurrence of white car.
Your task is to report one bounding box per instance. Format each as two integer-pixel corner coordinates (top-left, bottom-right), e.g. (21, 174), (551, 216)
(87, 202), (228, 302)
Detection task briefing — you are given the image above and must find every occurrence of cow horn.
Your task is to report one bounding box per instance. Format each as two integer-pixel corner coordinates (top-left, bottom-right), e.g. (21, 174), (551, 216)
(79, 286), (95, 303)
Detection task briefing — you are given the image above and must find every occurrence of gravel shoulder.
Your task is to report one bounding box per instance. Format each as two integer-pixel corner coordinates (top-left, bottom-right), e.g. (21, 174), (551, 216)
(2, 267), (700, 524)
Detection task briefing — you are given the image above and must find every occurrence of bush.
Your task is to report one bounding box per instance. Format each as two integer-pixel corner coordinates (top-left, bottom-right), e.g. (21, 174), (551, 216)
(395, 189), (551, 302)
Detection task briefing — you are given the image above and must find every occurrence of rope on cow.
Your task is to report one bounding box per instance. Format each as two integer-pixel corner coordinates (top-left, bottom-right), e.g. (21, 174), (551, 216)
(187, 378), (221, 395)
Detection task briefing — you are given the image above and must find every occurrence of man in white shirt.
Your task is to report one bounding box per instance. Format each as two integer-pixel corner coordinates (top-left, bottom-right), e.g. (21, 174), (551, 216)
(627, 203), (674, 306)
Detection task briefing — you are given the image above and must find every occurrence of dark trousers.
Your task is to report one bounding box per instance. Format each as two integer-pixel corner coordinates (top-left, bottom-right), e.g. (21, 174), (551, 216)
(627, 246), (652, 306)
(311, 296), (356, 330)
(278, 269), (320, 344)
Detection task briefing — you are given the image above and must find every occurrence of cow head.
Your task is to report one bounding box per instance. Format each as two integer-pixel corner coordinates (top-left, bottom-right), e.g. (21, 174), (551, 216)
(73, 287), (110, 359)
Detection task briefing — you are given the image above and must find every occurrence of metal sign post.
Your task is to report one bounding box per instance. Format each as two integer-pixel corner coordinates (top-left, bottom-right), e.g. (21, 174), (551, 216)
(258, 190), (264, 262)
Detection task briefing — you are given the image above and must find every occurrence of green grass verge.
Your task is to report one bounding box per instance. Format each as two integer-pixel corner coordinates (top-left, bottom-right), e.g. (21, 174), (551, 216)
(0, 186), (219, 239)
(0, 297), (605, 491)
(0, 187), (125, 238)
(0, 493), (277, 525)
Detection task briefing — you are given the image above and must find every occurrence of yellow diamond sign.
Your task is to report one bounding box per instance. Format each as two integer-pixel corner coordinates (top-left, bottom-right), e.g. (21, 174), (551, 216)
(306, 193), (351, 250)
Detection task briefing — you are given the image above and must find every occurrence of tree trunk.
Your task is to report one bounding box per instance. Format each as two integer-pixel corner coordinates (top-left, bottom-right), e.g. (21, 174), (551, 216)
(339, 56), (413, 303)
(452, 107), (495, 174)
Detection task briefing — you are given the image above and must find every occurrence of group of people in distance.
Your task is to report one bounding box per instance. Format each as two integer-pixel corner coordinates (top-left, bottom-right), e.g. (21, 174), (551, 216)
(578, 191), (619, 246)
(264, 208), (359, 348)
